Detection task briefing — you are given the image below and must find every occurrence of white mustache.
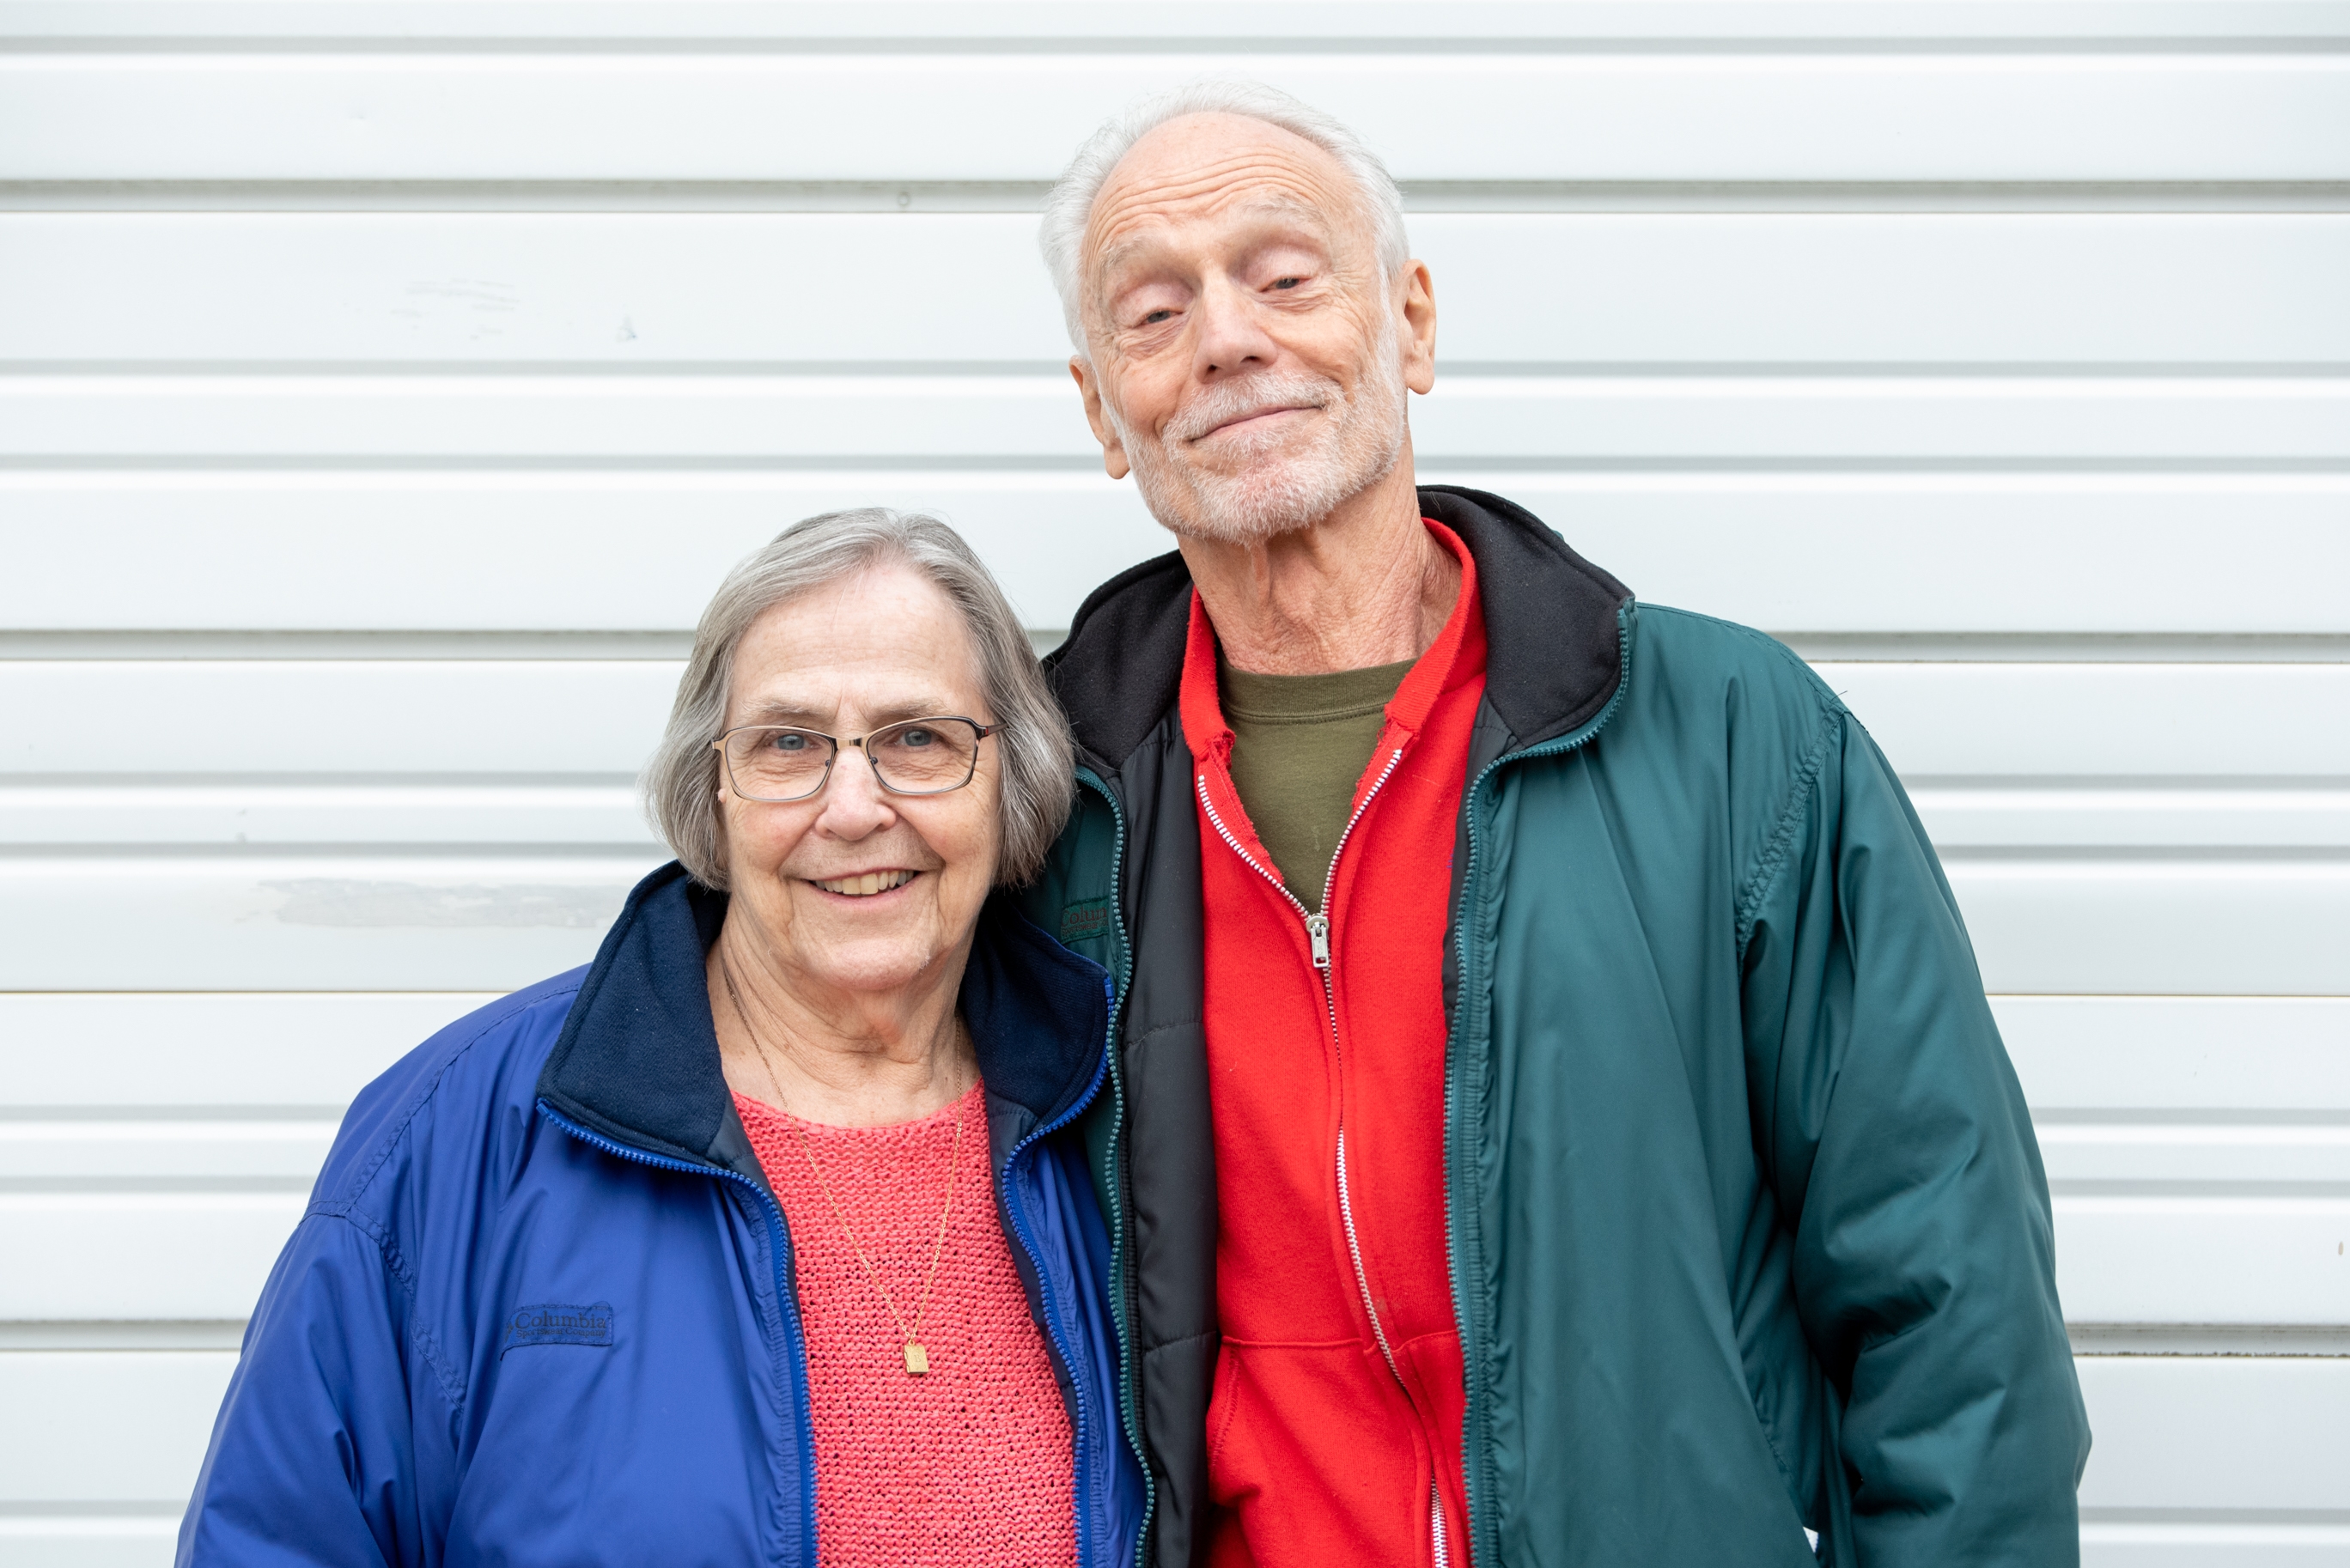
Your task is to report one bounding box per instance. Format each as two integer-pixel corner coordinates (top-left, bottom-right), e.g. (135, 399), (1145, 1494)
(1163, 373), (1337, 445)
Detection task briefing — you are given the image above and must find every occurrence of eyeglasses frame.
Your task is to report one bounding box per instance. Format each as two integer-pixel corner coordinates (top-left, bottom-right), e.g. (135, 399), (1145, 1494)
(711, 714), (999, 804)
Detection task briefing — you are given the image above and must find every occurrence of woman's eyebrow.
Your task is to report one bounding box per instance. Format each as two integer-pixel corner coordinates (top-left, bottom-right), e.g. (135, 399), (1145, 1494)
(737, 696), (956, 729)
(739, 699), (830, 726)
(860, 698), (962, 728)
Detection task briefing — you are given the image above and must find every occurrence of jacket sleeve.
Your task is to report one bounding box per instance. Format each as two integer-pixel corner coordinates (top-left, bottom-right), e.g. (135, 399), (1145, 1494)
(177, 1211), (454, 1567)
(1738, 706), (2091, 1566)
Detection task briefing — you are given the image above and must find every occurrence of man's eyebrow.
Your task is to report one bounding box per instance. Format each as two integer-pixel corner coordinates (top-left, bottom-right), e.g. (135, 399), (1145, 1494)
(1093, 196), (1335, 283)
(1230, 194), (1329, 231)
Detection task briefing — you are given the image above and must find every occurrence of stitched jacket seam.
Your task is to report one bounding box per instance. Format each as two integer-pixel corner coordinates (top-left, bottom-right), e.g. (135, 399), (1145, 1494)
(301, 1209), (469, 1413)
(329, 983), (581, 1215)
(305, 986), (578, 1419)
(1734, 702), (1845, 963)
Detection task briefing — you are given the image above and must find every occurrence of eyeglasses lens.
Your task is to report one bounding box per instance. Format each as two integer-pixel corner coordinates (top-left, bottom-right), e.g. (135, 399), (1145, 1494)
(728, 728), (832, 800)
(868, 720), (979, 792)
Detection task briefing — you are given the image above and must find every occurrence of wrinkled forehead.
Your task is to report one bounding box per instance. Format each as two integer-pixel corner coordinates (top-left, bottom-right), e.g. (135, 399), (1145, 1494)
(727, 564), (988, 725)
(1082, 112), (1368, 283)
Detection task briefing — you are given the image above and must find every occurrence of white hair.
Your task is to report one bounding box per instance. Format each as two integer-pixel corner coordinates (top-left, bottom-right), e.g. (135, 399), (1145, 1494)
(1038, 79), (1409, 356)
(642, 509), (1074, 890)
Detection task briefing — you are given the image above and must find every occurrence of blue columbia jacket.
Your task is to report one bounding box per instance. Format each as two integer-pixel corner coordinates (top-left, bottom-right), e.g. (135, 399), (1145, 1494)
(179, 864), (1145, 1567)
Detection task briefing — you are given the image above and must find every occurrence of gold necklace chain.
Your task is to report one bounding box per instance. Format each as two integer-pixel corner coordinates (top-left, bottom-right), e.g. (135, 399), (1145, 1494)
(718, 952), (964, 1377)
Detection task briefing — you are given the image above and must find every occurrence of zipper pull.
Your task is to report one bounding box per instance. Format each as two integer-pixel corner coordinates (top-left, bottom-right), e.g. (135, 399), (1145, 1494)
(1306, 912), (1331, 969)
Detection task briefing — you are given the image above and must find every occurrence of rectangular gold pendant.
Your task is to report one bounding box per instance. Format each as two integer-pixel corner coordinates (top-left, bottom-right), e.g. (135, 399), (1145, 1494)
(903, 1343), (928, 1375)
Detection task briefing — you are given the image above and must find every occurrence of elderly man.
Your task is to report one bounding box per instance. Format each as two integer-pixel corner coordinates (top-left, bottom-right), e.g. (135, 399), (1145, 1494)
(1020, 82), (2089, 1568)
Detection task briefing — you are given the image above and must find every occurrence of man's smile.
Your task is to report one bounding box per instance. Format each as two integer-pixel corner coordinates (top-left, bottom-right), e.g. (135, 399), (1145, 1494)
(1184, 400), (1323, 447)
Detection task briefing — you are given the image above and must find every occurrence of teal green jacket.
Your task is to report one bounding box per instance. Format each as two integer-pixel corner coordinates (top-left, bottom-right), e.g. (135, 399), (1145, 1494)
(1026, 487), (2089, 1567)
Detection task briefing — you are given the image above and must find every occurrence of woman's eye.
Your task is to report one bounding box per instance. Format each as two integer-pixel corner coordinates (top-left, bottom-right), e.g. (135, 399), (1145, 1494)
(1140, 308), (1173, 325)
(1272, 277), (1302, 290)
(898, 727), (937, 749)
(770, 733), (810, 753)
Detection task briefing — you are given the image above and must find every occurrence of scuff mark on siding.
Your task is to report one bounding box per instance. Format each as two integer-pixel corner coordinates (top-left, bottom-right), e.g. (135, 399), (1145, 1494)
(258, 878), (624, 928)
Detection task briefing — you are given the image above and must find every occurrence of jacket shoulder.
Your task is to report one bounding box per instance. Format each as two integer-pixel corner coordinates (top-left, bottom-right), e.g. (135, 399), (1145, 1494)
(310, 968), (587, 1224)
(1632, 603), (1843, 720)
(1613, 605), (1856, 904)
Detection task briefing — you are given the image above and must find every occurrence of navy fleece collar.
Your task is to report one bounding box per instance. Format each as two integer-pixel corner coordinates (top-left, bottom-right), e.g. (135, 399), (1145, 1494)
(538, 862), (1111, 1168)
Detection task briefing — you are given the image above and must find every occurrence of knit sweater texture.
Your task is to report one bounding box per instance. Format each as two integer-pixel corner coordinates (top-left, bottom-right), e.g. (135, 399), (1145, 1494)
(735, 1085), (1078, 1568)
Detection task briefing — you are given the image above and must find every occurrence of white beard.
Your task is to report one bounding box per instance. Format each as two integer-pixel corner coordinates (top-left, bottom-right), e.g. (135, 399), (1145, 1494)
(1109, 315), (1409, 546)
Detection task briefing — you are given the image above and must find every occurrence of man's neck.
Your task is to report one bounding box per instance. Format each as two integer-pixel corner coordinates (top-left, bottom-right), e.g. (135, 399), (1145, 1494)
(1178, 460), (1458, 676)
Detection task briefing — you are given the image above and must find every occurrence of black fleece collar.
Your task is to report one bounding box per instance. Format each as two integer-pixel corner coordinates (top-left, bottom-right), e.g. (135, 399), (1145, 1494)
(1043, 484), (1632, 773)
(537, 862), (1112, 1169)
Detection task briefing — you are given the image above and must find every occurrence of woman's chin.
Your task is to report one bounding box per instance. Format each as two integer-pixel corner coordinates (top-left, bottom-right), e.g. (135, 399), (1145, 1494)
(787, 933), (946, 998)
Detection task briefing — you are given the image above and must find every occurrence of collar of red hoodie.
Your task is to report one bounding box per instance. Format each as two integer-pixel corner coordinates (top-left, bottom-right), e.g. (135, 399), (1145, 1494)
(1175, 519), (1487, 810)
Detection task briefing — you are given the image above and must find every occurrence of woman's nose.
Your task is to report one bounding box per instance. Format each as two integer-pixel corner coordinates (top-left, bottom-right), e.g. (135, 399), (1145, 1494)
(813, 744), (896, 836)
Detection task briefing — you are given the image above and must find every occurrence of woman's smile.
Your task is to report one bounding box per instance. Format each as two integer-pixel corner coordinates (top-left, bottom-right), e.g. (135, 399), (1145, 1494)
(807, 868), (919, 898)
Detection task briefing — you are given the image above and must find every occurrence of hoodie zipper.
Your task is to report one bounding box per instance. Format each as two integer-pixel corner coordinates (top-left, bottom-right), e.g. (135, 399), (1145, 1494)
(538, 1103), (821, 1568)
(1198, 747), (1440, 1550)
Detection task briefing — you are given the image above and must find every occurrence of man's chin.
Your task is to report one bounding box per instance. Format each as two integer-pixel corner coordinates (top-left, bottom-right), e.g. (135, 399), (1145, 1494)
(1153, 496), (1318, 547)
(1136, 459), (1344, 545)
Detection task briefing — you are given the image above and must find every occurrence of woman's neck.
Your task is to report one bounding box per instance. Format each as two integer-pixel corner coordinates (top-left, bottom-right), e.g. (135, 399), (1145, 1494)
(709, 921), (977, 1128)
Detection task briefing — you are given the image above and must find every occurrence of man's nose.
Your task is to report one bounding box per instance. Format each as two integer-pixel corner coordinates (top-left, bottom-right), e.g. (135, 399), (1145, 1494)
(1191, 276), (1281, 379)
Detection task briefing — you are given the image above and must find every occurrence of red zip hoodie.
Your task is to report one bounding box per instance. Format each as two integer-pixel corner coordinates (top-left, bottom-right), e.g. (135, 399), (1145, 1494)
(1182, 520), (1487, 1568)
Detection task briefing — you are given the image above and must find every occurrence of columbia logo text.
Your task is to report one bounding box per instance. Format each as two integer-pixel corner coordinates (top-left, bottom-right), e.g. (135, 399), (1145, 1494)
(502, 1302), (615, 1354)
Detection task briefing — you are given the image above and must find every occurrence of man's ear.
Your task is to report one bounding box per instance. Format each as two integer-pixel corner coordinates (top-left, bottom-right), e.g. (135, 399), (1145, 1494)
(1069, 356), (1132, 481)
(1400, 261), (1437, 396)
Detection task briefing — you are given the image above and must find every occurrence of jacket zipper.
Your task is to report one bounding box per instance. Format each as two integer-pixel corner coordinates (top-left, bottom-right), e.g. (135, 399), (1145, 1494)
(1198, 747), (1440, 1553)
(1443, 603), (1637, 1568)
(998, 1028), (1116, 1567)
(1073, 766), (1152, 1568)
(537, 1103), (822, 1568)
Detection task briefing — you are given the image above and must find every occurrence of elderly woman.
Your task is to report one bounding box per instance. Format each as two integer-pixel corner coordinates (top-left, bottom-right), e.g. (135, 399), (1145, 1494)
(180, 511), (1142, 1567)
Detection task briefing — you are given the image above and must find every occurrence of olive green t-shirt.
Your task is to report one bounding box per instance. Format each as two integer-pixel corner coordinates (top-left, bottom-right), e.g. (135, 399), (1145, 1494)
(1220, 657), (1415, 912)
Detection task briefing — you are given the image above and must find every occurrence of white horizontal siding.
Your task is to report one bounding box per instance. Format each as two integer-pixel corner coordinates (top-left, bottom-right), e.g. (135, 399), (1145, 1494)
(10, 660), (2347, 776)
(3, 2), (2345, 43)
(6, 54), (2346, 184)
(15, 375), (2349, 462)
(9, 214), (2347, 364)
(4, 1), (2343, 1562)
(6, 478), (2347, 636)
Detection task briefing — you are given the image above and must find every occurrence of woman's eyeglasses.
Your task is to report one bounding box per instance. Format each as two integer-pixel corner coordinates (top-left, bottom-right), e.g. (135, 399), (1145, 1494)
(712, 716), (995, 803)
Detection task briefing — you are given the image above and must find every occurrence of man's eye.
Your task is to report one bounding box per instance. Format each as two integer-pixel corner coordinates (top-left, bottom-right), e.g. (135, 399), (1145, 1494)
(1140, 308), (1174, 325)
(1271, 277), (1303, 290)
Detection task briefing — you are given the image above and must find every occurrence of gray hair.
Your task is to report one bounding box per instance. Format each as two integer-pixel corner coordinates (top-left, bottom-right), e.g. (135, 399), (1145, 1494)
(1039, 78), (1409, 356)
(642, 509), (1075, 890)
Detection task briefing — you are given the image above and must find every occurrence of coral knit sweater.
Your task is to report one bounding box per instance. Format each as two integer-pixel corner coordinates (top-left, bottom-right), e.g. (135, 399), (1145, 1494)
(1183, 520), (1487, 1568)
(735, 1085), (1078, 1568)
